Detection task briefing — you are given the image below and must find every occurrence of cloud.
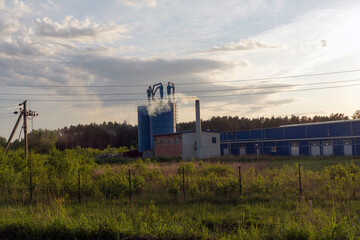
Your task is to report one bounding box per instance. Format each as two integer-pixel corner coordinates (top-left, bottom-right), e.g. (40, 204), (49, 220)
(246, 98), (298, 113)
(34, 16), (128, 42)
(0, 0), (31, 36)
(70, 54), (235, 85)
(117, 0), (156, 8)
(40, 0), (60, 11)
(209, 38), (282, 52)
(321, 39), (327, 47)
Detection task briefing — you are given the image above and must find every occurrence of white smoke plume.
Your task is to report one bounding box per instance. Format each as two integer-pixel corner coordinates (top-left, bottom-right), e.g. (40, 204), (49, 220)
(146, 92), (199, 116)
(172, 92), (198, 104)
(146, 100), (172, 116)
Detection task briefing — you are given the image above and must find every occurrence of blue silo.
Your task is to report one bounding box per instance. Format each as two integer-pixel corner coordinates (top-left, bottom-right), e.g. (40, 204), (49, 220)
(138, 82), (177, 153)
(149, 102), (176, 150)
(137, 106), (151, 153)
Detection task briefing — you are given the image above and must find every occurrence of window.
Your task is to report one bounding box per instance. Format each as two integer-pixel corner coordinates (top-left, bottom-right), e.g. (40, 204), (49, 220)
(176, 137), (181, 144)
(169, 138), (173, 145)
(212, 137), (217, 143)
(270, 146), (276, 152)
(163, 139), (167, 145)
(156, 139), (160, 146)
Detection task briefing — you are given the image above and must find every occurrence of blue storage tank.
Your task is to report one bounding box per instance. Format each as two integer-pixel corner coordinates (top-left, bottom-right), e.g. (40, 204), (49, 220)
(137, 106), (151, 153)
(149, 102), (176, 150)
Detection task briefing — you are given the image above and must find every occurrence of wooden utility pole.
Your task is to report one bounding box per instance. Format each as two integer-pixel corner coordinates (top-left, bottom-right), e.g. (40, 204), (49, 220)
(4, 101), (38, 202)
(23, 100), (28, 158)
(4, 101), (38, 155)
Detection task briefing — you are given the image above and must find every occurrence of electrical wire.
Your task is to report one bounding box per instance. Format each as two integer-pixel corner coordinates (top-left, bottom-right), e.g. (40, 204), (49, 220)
(0, 77), (360, 96)
(0, 104), (20, 109)
(0, 115), (17, 119)
(0, 69), (359, 88)
(0, 113), (16, 116)
(0, 81), (358, 102)
(177, 69), (360, 85)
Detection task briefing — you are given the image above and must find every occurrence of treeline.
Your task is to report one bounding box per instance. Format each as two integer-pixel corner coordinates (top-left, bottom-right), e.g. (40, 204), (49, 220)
(56, 121), (137, 150)
(0, 113), (352, 152)
(178, 113), (349, 132)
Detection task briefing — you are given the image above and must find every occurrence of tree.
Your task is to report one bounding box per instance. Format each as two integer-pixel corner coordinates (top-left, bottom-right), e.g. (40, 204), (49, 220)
(352, 110), (360, 119)
(0, 136), (7, 147)
(28, 129), (58, 153)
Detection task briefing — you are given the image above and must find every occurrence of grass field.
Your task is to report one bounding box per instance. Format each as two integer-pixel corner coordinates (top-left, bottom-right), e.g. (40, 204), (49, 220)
(1, 150), (360, 239)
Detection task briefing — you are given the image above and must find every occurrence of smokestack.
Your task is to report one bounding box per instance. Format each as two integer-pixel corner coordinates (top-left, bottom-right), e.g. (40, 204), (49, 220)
(195, 99), (202, 159)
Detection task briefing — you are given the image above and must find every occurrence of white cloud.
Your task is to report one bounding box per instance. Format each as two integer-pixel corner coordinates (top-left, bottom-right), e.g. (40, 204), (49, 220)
(117, 0), (156, 8)
(321, 39), (327, 47)
(0, 0), (32, 36)
(209, 38), (282, 52)
(34, 16), (128, 42)
(246, 98), (298, 113)
(40, 0), (60, 11)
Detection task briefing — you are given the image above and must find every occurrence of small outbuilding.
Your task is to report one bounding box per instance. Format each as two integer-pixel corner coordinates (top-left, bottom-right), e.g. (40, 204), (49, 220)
(154, 131), (220, 160)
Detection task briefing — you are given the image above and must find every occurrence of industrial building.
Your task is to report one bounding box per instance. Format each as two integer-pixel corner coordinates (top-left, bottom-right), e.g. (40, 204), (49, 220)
(154, 131), (220, 160)
(137, 82), (177, 155)
(220, 119), (360, 157)
(138, 83), (360, 158)
(138, 83), (220, 159)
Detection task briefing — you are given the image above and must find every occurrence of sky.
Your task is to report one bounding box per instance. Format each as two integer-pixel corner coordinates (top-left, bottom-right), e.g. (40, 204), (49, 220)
(0, 0), (360, 138)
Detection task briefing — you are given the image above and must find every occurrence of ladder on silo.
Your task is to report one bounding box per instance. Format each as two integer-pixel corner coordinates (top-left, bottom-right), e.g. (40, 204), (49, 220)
(175, 101), (178, 132)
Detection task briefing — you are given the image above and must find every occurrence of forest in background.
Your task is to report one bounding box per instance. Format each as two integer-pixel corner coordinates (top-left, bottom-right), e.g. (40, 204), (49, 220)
(0, 113), (354, 152)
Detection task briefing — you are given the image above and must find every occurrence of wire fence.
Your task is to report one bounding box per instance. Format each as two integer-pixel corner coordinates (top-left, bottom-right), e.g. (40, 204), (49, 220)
(1, 160), (359, 206)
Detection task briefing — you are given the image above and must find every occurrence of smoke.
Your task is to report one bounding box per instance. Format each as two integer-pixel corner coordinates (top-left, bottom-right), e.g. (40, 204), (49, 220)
(146, 100), (172, 116)
(172, 92), (199, 104)
(146, 92), (199, 116)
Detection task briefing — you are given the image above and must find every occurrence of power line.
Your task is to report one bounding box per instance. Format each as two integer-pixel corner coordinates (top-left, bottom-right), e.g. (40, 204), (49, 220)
(0, 115), (16, 119)
(0, 69), (359, 88)
(0, 112), (15, 116)
(198, 83), (360, 99)
(0, 81), (358, 102)
(177, 69), (360, 85)
(1, 77), (360, 96)
(0, 104), (19, 109)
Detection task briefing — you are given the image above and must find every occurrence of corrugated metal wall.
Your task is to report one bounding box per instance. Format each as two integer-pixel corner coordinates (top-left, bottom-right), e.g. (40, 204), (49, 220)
(149, 102), (176, 150)
(220, 120), (360, 157)
(137, 106), (151, 153)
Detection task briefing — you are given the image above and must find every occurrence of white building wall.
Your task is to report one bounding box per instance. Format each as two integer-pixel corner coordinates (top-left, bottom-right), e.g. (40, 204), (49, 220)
(181, 132), (220, 160)
(182, 132), (197, 160)
(200, 132), (220, 158)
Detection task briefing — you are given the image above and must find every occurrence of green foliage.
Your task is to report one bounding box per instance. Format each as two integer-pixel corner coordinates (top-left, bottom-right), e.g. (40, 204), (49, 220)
(0, 153), (360, 239)
(167, 176), (180, 200)
(28, 129), (58, 153)
(178, 161), (196, 175)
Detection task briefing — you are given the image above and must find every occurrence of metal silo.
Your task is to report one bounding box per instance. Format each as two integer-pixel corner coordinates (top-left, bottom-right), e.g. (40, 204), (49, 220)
(137, 105), (151, 153)
(150, 102), (176, 150)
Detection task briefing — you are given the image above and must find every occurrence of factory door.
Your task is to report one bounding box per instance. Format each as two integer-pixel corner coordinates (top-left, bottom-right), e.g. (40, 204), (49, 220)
(323, 140), (333, 156)
(291, 142), (299, 156)
(344, 140), (353, 156)
(310, 141), (320, 156)
(239, 146), (246, 156)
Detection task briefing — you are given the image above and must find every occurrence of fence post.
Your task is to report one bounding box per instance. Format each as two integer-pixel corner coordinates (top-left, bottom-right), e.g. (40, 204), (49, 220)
(29, 170), (33, 202)
(182, 167), (185, 200)
(129, 169), (132, 204)
(238, 166), (242, 196)
(298, 164), (302, 203)
(78, 169), (81, 204)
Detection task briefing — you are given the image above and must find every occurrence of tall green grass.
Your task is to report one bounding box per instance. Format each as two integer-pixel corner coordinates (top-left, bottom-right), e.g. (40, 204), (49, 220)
(1, 147), (360, 239)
